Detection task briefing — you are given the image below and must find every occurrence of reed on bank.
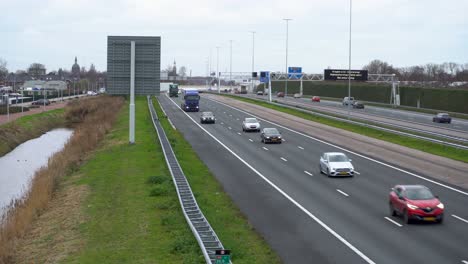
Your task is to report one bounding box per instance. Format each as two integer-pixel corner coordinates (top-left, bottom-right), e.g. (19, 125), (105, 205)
(0, 96), (124, 264)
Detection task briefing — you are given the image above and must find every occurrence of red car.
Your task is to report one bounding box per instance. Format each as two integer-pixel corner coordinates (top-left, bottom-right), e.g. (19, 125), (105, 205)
(389, 185), (444, 224)
(312, 96), (320, 102)
(276, 92), (285, 97)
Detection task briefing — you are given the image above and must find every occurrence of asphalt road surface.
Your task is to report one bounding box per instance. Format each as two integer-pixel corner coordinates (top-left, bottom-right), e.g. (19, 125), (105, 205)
(242, 94), (468, 140)
(158, 94), (468, 264)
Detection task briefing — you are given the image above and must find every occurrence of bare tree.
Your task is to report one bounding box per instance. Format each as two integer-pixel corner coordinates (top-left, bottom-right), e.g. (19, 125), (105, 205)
(362, 59), (396, 74)
(27, 63), (46, 78)
(0, 58), (7, 81)
(179, 66), (187, 77)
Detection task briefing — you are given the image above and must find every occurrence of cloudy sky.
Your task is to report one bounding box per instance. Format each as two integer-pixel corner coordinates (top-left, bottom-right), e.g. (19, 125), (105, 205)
(1, 0), (467, 76)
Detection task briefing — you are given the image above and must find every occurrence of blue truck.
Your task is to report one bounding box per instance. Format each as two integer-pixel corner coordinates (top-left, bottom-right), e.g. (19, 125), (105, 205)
(181, 89), (200, 112)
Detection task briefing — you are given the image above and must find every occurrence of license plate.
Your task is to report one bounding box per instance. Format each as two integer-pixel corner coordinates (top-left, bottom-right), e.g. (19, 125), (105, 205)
(424, 217), (436, 221)
(339, 172), (348, 175)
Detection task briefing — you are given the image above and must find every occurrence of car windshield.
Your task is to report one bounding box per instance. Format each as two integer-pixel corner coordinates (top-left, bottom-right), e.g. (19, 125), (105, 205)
(439, 114), (449, 117)
(264, 128), (279, 134)
(245, 118), (258, 123)
(185, 95), (199, 100)
(405, 187), (434, 200)
(328, 154), (348, 162)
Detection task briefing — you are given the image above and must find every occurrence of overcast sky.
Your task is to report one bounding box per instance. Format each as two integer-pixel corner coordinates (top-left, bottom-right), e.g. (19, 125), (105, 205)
(1, 0), (467, 76)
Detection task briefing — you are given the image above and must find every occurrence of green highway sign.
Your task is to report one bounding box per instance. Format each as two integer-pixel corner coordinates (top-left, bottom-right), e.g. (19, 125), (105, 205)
(215, 249), (231, 264)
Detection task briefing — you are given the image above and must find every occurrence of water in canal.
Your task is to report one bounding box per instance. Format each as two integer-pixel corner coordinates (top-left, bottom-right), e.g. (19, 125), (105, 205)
(0, 128), (73, 217)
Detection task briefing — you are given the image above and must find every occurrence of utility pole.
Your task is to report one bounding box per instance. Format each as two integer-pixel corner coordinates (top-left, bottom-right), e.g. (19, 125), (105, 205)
(229, 40), (233, 90)
(347, 0), (353, 119)
(283, 18), (292, 97)
(216, 46), (220, 93)
(250, 31), (255, 93)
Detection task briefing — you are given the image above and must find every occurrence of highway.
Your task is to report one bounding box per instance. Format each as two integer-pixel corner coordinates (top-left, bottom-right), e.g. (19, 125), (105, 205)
(240, 93), (468, 141)
(158, 94), (468, 264)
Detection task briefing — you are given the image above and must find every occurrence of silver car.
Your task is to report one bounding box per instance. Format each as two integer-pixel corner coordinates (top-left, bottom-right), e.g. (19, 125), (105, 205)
(242, 117), (261, 132)
(319, 152), (354, 177)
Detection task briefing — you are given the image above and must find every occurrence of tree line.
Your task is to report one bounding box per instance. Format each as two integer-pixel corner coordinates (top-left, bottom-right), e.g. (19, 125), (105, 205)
(363, 59), (468, 87)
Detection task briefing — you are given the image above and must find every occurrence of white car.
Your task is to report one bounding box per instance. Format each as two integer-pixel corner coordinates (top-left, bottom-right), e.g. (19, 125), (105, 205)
(319, 152), (354, 177)
(242, 117), (261, 132)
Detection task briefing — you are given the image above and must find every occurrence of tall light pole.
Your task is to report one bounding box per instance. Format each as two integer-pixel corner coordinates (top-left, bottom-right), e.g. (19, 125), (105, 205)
(229, 40), (233, 90)
(216, 46), (220, 93)
(347, 0), (353, 119)
(283, 18), (292, 96)
(250, 31), (255, 93)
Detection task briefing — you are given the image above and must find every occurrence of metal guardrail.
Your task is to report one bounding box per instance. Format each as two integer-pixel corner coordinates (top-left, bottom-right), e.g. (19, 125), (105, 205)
(208, 93), (468, 151)
(147, 96), (231, 264)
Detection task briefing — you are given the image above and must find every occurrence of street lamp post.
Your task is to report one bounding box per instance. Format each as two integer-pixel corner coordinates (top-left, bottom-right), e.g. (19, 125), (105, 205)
(347, 0), (353, 119)
(229, 40), (233, 90)
(283, 18), (292, 97)
(216, 46), (220, 93)
(250, 31), (255, 93)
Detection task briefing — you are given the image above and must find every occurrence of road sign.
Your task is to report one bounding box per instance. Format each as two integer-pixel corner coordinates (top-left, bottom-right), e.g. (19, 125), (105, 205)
(288, 67), (302, 79)
(260, 71), (270, 83)
(215, 250), (231, 264)
(324, 69), (368, 81)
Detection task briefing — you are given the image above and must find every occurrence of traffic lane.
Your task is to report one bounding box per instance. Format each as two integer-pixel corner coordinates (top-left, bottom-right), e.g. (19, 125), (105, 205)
(279, 95), (468, 131)
(202, 95), (468, 249)
(158, 95), (367, 264)
(203, 95), (468, 217)
(171, 96), (468, 263)
(244, 93), (468, 133)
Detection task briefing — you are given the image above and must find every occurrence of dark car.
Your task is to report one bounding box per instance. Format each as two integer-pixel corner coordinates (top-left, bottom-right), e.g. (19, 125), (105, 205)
(352, 101), (364, 109)
(31, 99), (50, 106)
(200, 112), (215, 124)
(433, 113), (451, 124)
(260, 128), (282, 144)
(389, 185), (444, 224)
(276, 92), (285, 97)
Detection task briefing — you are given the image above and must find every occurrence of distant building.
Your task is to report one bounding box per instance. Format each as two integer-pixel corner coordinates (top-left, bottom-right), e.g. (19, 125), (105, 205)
(71, 56), (80, 79)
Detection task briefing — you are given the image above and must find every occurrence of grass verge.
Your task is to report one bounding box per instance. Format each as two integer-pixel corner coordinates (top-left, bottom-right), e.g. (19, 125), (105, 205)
(152, 97), (281, 263)
(217, 94), (468, 163)
(0, 109), (65, 156)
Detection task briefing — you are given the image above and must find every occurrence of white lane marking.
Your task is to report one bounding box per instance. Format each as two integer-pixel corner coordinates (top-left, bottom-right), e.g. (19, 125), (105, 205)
(262, 147), (269, 151)
(228, 127), (232, 130)
(237, 118), (240, 121)
(167, 96), (376, 264)
(221, 122), (224, 125)
(384, 217), (403, 227)
(298, 146), (304, 150)
(237, 132), (242, 135)
(223, 111), (226, 114)
(452, 214), (468, 224)
(461, 260), (468, 264)
(304, 171), (313, 176)
(281, 157), (288, 162)
(354, 171), (361, 175)
(337, 189), (349, 197)
(249, 139), (254, 142)
(229, 114), (232, 117)
(206, 97), (468, 197)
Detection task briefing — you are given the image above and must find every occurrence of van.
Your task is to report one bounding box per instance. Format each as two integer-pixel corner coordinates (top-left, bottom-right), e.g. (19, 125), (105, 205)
(342, 97), (355, 106)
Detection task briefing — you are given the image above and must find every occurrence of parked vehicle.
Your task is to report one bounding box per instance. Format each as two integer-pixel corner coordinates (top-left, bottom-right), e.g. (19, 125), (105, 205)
(181, 89), (200, 112)
(276, 92), (285, 97)
(319, 152), (354, 177)
(242, 117), (261, 132)
(352, 101), (365, 109)
(342, 96), (355, 106)
(200, 112), (215, 124)
(256, 90), (264, 95)
(312, 96), (321, 102)
(432, 113), (451, 124)
(31, 99), (50, 106)
(260, 128), (282, 144)
(293, 93), (301, 98)
(389, 185), (444, 224)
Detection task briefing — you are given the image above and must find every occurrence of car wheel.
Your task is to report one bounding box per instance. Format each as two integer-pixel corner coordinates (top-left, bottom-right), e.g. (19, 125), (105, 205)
(389, 203), (396, 216)
(261, 138), (264, 143)
(437, 215), (444, 224)
(403, 210), (411, 224)
(326, 168), (330, 177)
(319, 164), (323, 174)
(448, 121), (451, 124)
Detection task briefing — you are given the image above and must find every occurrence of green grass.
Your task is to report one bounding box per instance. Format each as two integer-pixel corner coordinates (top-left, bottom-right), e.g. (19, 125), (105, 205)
(65, 97), (203, 264)
(152, 97), (281, 264)
(65, 96), (280, 263)
(218, 94), (468, 163)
